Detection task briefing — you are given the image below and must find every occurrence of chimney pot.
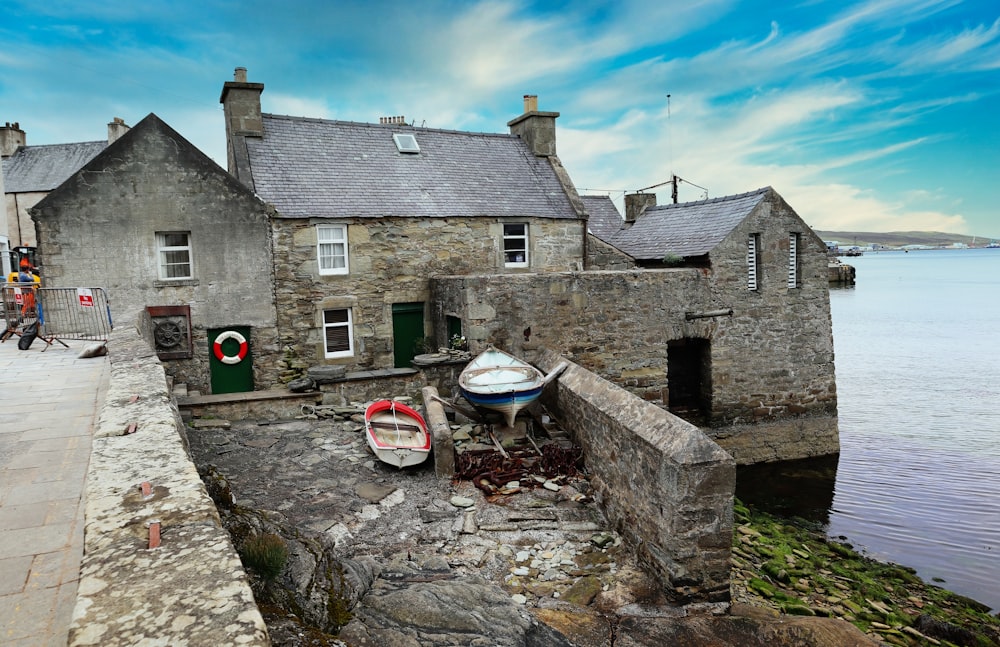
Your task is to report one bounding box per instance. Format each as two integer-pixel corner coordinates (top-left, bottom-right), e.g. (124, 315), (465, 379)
(234, 67), (247, 82)
(523, 95), (538, 113)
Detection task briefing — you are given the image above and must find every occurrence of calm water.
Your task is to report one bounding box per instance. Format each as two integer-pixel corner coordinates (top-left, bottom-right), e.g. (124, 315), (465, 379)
(739, 248), (1000, 612)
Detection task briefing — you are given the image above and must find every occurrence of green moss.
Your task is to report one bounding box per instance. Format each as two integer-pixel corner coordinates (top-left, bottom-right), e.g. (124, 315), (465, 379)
(733, 498), (1000, 646)
(325, 565), (353, 630)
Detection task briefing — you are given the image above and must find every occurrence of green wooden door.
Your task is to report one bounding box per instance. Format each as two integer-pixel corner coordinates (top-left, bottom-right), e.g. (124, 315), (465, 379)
(392, 303), (425, 368)
(209, 326), (254, 394)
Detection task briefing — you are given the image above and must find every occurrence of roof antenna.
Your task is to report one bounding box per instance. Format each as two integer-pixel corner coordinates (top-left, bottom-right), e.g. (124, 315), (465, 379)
(667, 94), (678, 204)
(667, 94), (673, 177)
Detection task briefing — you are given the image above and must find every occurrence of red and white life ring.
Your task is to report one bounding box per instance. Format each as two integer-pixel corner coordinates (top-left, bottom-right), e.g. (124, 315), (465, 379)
(213, 330), (248, 365)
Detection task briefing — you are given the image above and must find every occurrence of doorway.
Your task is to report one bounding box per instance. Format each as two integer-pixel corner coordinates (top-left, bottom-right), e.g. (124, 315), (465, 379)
(209, 326), (254, 394)
(667, 337), (711, 424)
(392, 302), (425, 368)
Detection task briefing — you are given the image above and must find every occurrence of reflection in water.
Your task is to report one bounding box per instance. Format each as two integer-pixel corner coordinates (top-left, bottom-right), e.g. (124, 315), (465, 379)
(736, 454), (839, 523)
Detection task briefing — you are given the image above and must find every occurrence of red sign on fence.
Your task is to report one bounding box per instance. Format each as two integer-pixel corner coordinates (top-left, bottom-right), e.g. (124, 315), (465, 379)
(77, 288), (94, 307)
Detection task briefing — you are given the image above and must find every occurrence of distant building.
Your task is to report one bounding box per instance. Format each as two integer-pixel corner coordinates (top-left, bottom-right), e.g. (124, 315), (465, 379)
(2, 119), (129, 248)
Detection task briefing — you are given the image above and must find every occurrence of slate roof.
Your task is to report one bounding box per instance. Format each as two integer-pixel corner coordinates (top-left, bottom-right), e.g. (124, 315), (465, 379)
(582, 195), (624, 241)
(2, 141), (108, 193)
(608, 187), (771, 259)
(243, 114), (580, 220)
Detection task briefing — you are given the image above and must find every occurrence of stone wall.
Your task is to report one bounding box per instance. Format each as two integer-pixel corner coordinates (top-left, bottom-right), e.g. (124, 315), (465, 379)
(70, 325), (268, 646)
(585, 233), (637, 270)
(532, 350), (735, 602)
(271, 215), (585, 373)
(431, 263), (838, 463)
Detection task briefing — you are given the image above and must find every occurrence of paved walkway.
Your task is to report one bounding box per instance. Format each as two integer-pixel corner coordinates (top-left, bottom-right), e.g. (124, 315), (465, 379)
(0, 335), (108, 647)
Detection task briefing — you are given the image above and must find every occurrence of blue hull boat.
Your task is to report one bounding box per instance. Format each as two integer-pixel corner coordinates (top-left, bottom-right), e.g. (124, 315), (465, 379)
(459, 346), (545, 427)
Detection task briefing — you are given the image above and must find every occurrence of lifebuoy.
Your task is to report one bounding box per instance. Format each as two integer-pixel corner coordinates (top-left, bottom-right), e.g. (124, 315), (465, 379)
(213, 330), (248, 365)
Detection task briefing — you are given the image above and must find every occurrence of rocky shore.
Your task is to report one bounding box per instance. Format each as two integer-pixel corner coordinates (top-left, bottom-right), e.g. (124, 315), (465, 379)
(730, 500), (1000, 646)
(185, 406), (998, 646)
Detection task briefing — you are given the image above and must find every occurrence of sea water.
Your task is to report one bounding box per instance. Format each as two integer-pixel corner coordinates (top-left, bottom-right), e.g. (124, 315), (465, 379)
(740, 248), (1000, 611)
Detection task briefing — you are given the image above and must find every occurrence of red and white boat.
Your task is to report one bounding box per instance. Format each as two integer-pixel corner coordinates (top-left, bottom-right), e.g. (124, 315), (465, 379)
(364, 400), (431, 468)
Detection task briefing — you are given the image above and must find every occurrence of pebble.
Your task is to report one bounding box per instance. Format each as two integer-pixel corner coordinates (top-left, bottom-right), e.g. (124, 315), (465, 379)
(542, 480), (560, 491)
(450, 496), (475, 508)
(511, 594), (527, 605)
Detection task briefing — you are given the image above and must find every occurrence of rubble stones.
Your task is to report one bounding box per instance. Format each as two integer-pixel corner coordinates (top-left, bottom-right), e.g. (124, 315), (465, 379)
(187, 414), (888, 647)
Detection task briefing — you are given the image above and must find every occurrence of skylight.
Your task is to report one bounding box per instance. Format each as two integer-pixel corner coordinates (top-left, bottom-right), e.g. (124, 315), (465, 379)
(393, 133), (420, 154)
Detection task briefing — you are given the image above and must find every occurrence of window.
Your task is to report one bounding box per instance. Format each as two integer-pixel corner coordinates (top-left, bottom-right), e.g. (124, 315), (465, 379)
(787, 233), (801, 288)
(393, 133), (420, 153)
(323, 308), (354, 358)
(503, 223), (529, 267)
(157, 232), (192, 280)
(747, 233), (760, 291)
(317, 224), (349, 275)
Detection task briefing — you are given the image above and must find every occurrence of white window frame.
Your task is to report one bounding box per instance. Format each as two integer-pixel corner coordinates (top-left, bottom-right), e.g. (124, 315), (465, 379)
(317, 224), (349, 275)
(747, 233), (760, 291)
(503, 223), (529, 268)
(787, 232), (801, 289)
(156, 231), (192, 280)
(323, 308), (354, 358)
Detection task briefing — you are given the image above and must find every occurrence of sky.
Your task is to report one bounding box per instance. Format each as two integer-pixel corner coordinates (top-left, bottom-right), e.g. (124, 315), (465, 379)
(2, 0), (998, 237)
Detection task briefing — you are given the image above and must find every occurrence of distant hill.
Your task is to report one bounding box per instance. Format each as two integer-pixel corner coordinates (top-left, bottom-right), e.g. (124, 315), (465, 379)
(815, 230), (996, 248)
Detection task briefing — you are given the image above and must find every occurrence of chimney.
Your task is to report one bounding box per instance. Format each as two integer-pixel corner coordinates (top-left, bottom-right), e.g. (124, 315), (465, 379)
(624, 192), (657, 225)
(507, 94), (558, 157)
(107, 117), (130, 144)
(378, 116), (407, 125)
(1, 122), (26, 157)
(220, 67), (265, 183)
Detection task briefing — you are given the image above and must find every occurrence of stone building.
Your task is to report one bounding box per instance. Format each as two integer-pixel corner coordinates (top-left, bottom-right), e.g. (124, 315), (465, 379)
(220, 68), (588, 372)
(31, 113), (280, 393)
(433, 187), (839, 463)
(218, 67), (837, 463)
(2, 118), (130, 249)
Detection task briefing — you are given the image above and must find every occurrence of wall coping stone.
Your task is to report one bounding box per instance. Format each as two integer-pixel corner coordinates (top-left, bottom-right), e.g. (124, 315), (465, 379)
(69, 325), (269, 647)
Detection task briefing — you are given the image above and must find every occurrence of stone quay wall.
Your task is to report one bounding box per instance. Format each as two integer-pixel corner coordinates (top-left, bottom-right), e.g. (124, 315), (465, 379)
(531, 350), (735, 603)
(70, 325), (268, 646)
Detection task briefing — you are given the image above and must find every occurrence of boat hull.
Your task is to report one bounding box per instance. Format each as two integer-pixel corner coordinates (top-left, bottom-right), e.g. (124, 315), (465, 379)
(364, 400), (431, 469)
(459, 346), (545, 427)
(460, 386), (543, 428)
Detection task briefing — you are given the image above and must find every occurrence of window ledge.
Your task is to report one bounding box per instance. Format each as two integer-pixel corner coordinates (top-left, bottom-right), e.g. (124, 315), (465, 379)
(154, 279), (199, 288)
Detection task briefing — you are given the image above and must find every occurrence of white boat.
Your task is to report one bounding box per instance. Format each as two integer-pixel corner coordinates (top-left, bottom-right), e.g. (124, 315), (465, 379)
(459, 346), (546, 427)
(364, 400), (431, 468)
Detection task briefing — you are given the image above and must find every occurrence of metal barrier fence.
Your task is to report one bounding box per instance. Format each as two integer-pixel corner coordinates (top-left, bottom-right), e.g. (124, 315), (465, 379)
(2, 285), (113, 349)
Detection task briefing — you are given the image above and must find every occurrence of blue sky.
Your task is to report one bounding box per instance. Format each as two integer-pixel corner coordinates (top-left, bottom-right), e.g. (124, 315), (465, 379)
(3, 0), (998, 237)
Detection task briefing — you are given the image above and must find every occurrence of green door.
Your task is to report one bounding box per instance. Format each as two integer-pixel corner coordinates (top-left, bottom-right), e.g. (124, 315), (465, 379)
(209, 326), (254, 394)
(392, 303), (425, 368)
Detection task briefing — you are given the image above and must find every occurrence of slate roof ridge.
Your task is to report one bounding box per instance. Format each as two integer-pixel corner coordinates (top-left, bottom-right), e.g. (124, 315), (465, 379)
(11, 140), (106, 151)
(262, 112), (519, 140)
(649, 186), (771, 211)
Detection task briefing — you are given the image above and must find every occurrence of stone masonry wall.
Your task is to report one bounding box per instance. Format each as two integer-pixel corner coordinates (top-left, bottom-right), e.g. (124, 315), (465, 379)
(70, 325), (267, 646)
(431, 263), (838, 463)
(271, 216), (585, 373)
(532, 350), (735, 602)
(585, 233), (637, 270)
